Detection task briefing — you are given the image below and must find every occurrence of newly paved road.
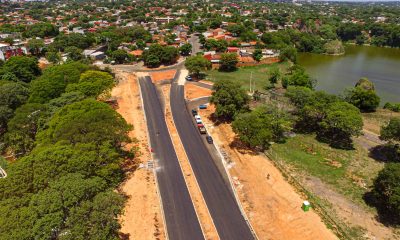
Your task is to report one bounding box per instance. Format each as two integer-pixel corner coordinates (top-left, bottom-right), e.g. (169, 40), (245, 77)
(170, 82), (255, 240)
(139, 76), (204, 240)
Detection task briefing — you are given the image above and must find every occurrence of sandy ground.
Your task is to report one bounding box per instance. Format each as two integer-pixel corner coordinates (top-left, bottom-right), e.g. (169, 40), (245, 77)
(177, 69), (188, 85)
(200, 105), (338, 240)
(185, 83), (212, 100)
(150, 70), (176, 82)
(159, 84), (219, 240)
(112, 71), (166, 240)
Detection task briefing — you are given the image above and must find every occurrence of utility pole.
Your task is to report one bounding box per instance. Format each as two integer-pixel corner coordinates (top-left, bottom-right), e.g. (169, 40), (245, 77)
(249, 71), (253, 94)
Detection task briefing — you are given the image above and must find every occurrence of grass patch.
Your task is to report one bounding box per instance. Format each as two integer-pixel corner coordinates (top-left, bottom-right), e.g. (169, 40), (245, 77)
(269, 134), (384, 205)
(0, 156), (8, 171)
(362, 108), (400, 135)
(205, 62), (289, 91)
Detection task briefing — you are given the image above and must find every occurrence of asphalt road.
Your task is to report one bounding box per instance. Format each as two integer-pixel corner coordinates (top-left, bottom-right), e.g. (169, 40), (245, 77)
(170, 82), (255, 240)
(138, 76), (204, 240)
(189, 34), (201, 55)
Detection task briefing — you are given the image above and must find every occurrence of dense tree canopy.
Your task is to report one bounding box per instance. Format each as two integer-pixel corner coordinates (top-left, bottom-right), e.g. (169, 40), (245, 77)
(219, 53), (239, 72)
(29, 62), (90, 103)
(65, 70), (115, 97)
(210, 79), (250, 120)
(318, 101), (363, 149)
(345, 79), (380, 112)
(282, 65), (315, 89)
(22, 22), (59, 38)
(185, 55), (212, 76)
(0, 56), (41, 83)
(142, 44), (179, 67)
(371, 163), (400, 224)
(285, 86), (362, 149)
(380, 118), (400, 142)
(0, 59), (132, 239)
(232, 105), (291, 149)
(37, 99), (131, 147)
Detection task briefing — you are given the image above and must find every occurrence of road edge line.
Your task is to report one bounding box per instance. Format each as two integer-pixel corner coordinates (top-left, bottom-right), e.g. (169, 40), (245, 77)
(200, 112), (260, 240)
(137, 75), (170, 240)
(156, 75), (213, 240)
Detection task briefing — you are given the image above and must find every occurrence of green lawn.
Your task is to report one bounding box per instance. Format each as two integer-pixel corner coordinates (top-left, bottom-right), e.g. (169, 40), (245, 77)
(0, 157), (8, 171)
(269, 134), (384, 205)
(205, 62), (289, 91)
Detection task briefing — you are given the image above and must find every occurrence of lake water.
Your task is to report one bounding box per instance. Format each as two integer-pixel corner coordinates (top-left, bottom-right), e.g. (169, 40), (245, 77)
(298, 45), (400, 103)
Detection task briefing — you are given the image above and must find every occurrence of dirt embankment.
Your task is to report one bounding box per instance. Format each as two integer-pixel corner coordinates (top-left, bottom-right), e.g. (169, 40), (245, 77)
(185, 83), (212, 100)
(159, 84), (219, 240)
(150, 70), (177, 83)
(200, 105), (338, 240)
(112, 71), (165, 240)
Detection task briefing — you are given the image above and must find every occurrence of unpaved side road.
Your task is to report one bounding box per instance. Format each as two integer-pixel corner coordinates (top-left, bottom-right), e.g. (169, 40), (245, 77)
(112, 71), (166, 240)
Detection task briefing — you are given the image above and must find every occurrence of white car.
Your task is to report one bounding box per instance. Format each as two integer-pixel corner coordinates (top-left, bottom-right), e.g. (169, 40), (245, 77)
(194, 115), (201, 120)
(196, 119), (202, 124)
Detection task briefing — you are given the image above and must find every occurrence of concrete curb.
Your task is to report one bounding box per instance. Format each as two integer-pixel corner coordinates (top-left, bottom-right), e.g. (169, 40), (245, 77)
(201, 119), (260, 240)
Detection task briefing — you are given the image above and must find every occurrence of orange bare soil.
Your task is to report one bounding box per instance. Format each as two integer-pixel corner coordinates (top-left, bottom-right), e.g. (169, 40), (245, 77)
(184, 83), (212, 100)
(149, 70), (176, 82)
(160, 84), (219, 240)
(112, 71), (165, 240)
(200, 105), (338, 240)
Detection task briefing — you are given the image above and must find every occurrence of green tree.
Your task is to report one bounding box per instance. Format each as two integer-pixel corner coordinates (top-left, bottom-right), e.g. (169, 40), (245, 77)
(184, 55), (211, 77)
(0, 82), (29, 109)
(279, 46), (297, 63)
(110, 49), (130, 64)
(144, 54), (161, 68)
(345, 87), (380, 112)
(282, 66), (315, 89)
(318, 101), (363, 149)
(371, 163), (400, 224)
(209, 19), (222, 29)
(179, 43), (192, 56)
(253, 49), (263, 62)
(29, 62), (90, 103)
(23, 23), (59, 38)
(2, 56), (41, 83)
(46, 51), (62, 64)
(66, 70), (115, 97)
(380, 118), (400, 142)
(219, 53), (238, 72)
(3, 103), (47, 155)
(0, 106), (13, 135)
(268, 66), (281, 84)
(142, 44), (179, 67)
(210, 79), (250, 120)
(27, 39), (45, 56)
(232, 105), (291, 149)
(355, 77), (375, 91)
(65, 46), (83, 61)
(36, 99), (131, 147)
(285, 86), (314, 108)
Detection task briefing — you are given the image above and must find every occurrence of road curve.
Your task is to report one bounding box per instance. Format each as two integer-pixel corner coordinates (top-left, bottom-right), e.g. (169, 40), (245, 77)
(138, 76), (204, 240)
(170, 82), (255, 240)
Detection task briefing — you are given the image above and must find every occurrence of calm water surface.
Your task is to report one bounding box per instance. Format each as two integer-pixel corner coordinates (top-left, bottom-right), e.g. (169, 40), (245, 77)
(298, 45), (400, 103)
